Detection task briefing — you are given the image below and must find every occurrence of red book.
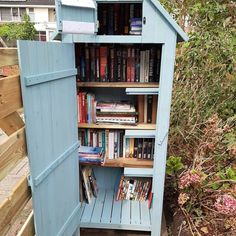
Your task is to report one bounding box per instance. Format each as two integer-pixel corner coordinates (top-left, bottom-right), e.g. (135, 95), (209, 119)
(100, 47), (108, 82)
(77, 94), (80, 122)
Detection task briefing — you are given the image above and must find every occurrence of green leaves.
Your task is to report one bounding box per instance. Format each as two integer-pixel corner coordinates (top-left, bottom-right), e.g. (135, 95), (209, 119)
(166, 156), (184, 175)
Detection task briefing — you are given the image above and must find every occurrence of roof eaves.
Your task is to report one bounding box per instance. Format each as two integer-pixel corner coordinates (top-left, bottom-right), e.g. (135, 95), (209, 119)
(150, 0), (189, 42)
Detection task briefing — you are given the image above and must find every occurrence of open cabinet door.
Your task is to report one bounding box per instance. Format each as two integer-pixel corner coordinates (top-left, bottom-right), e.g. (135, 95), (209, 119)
(17, 40), (80, 236)
(55, 0), (97, 34)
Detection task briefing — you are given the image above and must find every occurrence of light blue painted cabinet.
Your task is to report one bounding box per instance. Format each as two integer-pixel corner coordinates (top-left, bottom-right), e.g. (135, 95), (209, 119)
(18, 1), (188, 235)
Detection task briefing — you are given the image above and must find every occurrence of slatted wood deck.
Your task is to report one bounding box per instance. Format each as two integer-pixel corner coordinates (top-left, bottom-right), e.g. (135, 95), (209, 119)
(80, 189), (152, 231)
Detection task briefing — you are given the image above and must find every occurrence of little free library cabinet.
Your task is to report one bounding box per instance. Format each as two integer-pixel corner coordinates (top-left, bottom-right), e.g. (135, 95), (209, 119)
(17, 0), (188, 235)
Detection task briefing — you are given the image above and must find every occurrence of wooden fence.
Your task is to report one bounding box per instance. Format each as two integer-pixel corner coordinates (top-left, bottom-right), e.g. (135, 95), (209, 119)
(0, 50), (34, 236)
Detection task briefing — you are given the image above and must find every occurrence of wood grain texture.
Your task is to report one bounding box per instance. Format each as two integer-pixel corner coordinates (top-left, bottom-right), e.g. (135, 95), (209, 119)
(17, 211), (35, 236)
(78, 123), (156, 130)
(77, 82), (159, 88)
(0, 176), (31, 236)
(0, 75), (22, 119)
(0, 111), (24, 136)
(0, 127), (26, 181)
(0, 48), (18, 67)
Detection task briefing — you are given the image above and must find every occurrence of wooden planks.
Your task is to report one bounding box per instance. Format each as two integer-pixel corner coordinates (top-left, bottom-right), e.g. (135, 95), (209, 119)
(17, 211), (35, 236)
(103, 158), (153, 168)
(0, 111), (24, 136)
(78, 123), (156, 130)
(77, 82), (159, 88)
(0, 127), (26, 181)
(0, 175), (31, 236)
(80, 189), (152, 231)
(0, 48), (18, 67)
(0, 75), (22, 119)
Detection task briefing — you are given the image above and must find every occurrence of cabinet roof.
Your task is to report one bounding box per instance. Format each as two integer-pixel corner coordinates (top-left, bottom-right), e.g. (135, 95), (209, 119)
(150, 0), (188, 42)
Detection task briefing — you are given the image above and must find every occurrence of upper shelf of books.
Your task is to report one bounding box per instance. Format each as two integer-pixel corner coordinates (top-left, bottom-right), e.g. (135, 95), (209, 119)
(73, 3), (144, 43)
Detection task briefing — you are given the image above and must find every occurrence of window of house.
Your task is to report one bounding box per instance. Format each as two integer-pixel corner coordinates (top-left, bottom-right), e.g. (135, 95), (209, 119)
(12, 8), (19, 21)
(20, 8), (26, 20)
(28, 8), (35, 22)
(0, 8), (11, 21)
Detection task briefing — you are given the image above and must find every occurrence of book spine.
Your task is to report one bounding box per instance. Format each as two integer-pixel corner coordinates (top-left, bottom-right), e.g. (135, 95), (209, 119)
(114, 4), (120, 35)
(127, 47), (131, 82)
(138, 138), (143, 159)
(114, 131), (118, 159)
(149, 47), (155, 82)
(130, 48), (135, 82)
(124, 4), (129, 34)
(90, 47), (96, 81)
(80, 48), (86, 82)
(140, 51), (144, 82)
(107, 4), (114, 35)
(120, 131), (124, 157)
(85, 47), (90, 82)
(105, 129), (109, 159)
(95, 47), (100, 81)
(122, 47), (127, 82)
(116, 47), (122, 82)
(109, 47), (115, 82)
(147, 95), (153, 123)
(135, 48), (140, 82)
(144, 50), (150, 82)
(134, 138), (138, 158)
(156, 48), (162, 82)
(100, 47), (108, 82)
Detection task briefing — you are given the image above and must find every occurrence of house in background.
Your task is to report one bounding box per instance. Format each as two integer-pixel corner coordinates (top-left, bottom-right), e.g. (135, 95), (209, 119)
(0, 0), (56, 42)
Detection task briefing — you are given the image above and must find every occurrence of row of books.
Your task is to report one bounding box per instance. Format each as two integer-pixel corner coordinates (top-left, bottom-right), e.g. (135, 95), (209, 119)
(78, 129), (155, 160)
(80, 167), (98, 204)
(78, 146), (104, 165)
(76, 45), (161, 83)
(77, 93), (158, 125)
(116, 176), (152, 204)
(98, 3), (142, 35)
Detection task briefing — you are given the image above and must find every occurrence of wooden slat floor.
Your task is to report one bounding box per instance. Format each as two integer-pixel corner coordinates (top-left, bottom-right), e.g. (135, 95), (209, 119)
(80, 189), (152, 232)
(81, 228), (151, 236)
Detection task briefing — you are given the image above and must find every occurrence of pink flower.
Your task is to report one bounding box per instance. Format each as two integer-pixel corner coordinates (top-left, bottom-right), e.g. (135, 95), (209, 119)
(214, 194), (236, 216)
(179, 171), (202, 189)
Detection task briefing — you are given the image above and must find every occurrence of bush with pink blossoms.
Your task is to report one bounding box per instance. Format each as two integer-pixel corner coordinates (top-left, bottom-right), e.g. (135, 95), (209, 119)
(214, 194), (236, 216)
(179, 171), (203, 190)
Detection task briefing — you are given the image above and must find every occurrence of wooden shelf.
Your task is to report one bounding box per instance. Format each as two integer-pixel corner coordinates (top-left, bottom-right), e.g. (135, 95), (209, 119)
(103, 158), (153, 168)
(77, 82), (159, 88)
(78, 123), (156, 130)
(80, 158), (153, 168)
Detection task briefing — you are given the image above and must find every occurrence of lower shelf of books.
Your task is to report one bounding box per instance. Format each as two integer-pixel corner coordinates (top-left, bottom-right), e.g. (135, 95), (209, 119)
(79, 188), (152, 231)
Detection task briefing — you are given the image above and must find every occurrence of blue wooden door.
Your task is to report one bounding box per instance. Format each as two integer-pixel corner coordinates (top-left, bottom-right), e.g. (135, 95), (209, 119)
(17, 40), (80, 236)
(55, 0), (97, 34)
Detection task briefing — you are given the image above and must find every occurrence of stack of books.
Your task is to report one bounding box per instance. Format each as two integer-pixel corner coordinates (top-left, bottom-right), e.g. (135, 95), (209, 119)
(80, 167), (98, 203)
(130, 18), (142, 35)
(78, 146), (104, 165)
(116, 176), (152, 203)
(76, 45), (161, 83)
(77, 92), (96, 124)
(96, 102), (137, 125)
